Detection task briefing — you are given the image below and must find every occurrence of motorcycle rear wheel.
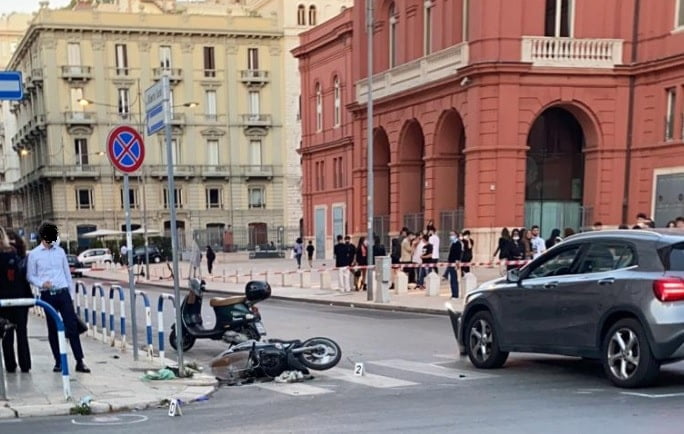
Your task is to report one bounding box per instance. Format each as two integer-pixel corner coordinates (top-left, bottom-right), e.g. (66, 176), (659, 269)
(297, 337), (341, 371)
(169, 327), (196, 352)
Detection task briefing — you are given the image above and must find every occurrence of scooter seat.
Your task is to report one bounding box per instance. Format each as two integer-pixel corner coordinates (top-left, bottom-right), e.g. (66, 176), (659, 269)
(209, 296), (246, 307)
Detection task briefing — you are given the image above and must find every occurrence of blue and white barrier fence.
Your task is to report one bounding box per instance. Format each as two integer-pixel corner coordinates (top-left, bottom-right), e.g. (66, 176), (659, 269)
(75, 281), (87, 324)
(0, 298), (71, 400)
(134, 290), (154, 359)
(91, 283), (107, 343)
(108, 285), (126, 349)
(156, 293), (175, 366)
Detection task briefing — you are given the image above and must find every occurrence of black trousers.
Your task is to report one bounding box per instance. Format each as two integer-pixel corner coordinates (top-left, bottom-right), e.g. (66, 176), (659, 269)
(0, 307), (31, 372)
(207, 259), (215, 274)
(40, 290), (84, 364)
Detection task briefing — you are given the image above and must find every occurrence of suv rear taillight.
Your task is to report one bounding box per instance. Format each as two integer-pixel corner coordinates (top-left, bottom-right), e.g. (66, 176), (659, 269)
(653, 278), (684, 302)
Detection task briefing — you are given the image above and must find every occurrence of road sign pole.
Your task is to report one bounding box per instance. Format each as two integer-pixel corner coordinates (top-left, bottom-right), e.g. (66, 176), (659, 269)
(162, 75), (184, 377)
(124, 173), (139, 361)
(366, 0), (375, 302)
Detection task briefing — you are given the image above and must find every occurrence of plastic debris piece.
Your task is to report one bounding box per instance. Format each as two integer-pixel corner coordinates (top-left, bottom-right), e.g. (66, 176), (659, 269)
(142, 368), (177, 381)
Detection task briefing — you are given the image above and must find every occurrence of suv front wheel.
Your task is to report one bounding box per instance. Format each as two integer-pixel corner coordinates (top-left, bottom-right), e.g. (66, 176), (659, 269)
(602, 318), (660, 388)
(465, 311), (509, 369)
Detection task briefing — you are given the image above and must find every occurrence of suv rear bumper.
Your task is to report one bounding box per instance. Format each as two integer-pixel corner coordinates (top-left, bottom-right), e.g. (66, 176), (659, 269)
(648, 323), (684, 361)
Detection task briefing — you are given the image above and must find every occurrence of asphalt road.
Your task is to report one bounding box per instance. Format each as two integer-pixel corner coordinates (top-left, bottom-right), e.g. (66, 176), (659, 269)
(4, 278), (684, 433)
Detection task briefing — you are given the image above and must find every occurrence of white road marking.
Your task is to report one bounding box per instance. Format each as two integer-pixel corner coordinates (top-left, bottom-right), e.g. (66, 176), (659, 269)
(315, 367), (418, 388)
(255, 382), (333, 396)
(621, 392), (684, 399)
(369, 359), (496, 380)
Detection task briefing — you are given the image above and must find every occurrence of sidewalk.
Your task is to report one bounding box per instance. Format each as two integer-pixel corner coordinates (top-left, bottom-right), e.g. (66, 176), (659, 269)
(90, 256), (504, 315)
(1, 317), (217, 419)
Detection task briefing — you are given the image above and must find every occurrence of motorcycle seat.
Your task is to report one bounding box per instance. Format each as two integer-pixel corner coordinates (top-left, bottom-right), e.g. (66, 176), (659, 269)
(209, 296), (246, 307)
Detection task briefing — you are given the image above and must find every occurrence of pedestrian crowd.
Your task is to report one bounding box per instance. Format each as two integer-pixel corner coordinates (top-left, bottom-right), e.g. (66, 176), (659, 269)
(0, 222), (90, 376)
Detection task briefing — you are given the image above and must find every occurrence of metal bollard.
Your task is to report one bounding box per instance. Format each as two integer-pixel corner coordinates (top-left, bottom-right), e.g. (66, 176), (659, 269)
(109, 285), (126, 349)
(91, 284), (107, 342)
(134, 290), (154, 359)
(395, 270), (409, 295)
(299, 270), (311, 288)
(425, 271), (441, 296)
(319, 269), (331, 290)
(157, 293), (176, 366)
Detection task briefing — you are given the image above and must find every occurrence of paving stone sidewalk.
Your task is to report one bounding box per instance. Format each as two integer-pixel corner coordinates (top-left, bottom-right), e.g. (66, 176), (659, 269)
(0, 318), (217, 419)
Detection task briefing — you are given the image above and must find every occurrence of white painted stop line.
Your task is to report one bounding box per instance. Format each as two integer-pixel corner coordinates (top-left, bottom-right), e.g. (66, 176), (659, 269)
(255, 382), (333, 396)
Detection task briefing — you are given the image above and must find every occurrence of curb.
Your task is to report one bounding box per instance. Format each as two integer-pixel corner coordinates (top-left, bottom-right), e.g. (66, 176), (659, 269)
(84, 272), (449, 316)
(1, 374), (219, 419)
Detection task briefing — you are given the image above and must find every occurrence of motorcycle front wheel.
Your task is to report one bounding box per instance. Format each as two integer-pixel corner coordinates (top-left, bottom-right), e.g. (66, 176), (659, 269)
(169, 326), (196, 352)
(297, 337), (342, 371)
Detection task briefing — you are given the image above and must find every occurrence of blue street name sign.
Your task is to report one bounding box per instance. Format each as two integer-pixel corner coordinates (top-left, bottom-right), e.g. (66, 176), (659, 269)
(0, 71), (23, 101)
(144, 80), (165, 135)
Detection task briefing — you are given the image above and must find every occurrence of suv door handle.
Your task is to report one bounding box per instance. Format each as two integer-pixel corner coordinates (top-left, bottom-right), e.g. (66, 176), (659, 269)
(598, 278), (615, 286)
(543, 281), (559, 289)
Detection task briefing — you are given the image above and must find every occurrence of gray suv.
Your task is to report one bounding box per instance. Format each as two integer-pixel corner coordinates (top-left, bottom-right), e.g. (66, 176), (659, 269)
(447, 230), (684, 388)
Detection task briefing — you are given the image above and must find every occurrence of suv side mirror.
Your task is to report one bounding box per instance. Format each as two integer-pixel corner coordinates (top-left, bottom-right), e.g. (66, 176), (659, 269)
(507, 268), (522, 285)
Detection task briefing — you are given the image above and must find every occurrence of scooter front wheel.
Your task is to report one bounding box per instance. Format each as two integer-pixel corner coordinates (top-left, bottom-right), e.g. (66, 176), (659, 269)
(296, 337), (342, 371)
(169, 326), (196, 352)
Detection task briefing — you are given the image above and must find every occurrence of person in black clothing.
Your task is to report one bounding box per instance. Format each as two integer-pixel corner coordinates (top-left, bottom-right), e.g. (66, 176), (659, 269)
(306, 241), (315, 268)
(0, 228), (32, 373)
(460, 230), (474, 276)
(355, 237), (368, 290)
(446, 234), (462, 298)
(333, 235), (351, 292)
(373, 235), (386, 257)
(507, 228), (526, 271)
(419, 234), (434, 287)
(206, 245), (216, 275)
(493, 228), (511, 262)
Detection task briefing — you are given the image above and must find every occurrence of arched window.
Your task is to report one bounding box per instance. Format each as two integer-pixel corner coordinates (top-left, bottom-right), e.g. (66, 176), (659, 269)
(333, 76), (341, 127)
(309, 5), (317, 26)
(389, 2), (398, 67)
(544, 0), (572, 37)
(315, 82), (322, 131)
(297, 4), (306, 26)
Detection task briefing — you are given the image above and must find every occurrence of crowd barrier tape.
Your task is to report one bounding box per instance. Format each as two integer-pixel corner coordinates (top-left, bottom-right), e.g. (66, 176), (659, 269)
(78, 281), (90, 332)
(134, 290), (154, 359)
(91, 283), (107, 343)
(0, 298), (72, 400)
(156, 293), (176, 366)
(109, 285), (127, 350)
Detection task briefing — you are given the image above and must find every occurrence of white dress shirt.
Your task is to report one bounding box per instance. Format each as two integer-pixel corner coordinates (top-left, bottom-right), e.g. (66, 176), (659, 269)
(531, 236), (547, 259)
(27, 243), (74, 298)
(429, 234), (440, 260)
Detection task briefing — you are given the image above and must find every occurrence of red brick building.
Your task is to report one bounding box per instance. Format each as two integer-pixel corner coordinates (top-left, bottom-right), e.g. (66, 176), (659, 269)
(294, 0), (684, 260)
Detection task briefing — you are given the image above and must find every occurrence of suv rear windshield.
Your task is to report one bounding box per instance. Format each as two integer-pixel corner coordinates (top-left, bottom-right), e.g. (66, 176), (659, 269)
(667, 243), (684, 271)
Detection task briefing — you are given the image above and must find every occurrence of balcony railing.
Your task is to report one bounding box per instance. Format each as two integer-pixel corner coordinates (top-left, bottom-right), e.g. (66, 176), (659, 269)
(153, 67), (183, 82)
(64, 111), (96, 125)
(521, 36), (623, 68)
(60, 65), (92, 81)
(31, 69), (43, 83)
(241, 165), (274, 179)
(240, 114), (272, 127)
(240, 70), (269, 84)
(201, 165), (231, 178)
(42, 165), (102, 179)
(356, 42), (469, 104)
(170, 113), (185, 125)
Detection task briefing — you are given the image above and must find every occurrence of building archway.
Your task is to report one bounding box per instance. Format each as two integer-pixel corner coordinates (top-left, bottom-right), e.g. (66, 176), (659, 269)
(373, 127), (391, 248)
(525, 106), (586, 237)
(433, 109), (466, 235)
(398, 119), (425, 232)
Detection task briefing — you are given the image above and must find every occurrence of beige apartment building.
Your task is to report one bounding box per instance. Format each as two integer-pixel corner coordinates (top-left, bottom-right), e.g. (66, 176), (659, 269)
(7, 0), (349, 250)
(0, 13), (31, 229)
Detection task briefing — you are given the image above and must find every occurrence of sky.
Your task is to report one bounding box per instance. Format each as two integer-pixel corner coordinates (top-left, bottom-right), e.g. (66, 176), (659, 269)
(0, 0), (71, 15)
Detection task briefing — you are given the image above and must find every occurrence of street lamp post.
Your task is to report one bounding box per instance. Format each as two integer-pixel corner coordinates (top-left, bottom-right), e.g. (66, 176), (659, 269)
(366, 0), (375, 302)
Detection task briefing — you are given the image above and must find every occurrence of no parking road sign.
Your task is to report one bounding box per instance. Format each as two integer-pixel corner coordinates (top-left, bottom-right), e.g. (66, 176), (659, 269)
(107, 125), (145, 173)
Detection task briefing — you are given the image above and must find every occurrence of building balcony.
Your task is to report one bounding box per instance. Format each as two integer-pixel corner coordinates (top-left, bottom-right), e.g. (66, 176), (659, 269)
(147, 165), (195, 179)
(64, 111), (96, 125)
(240, 114), (272, 128)
(152, 67), (183, 83)
(60, 65), (93, 81)
(521, 36), (623, 68)
(30, 69), (43, 84)
(200, 165), (231, 179)
(42, 165), (102, 179)
(240, 164), (274, 180)
(356, 42), (469, 104)
(240, 70), (269, 86)
(170, 113), (185, 126)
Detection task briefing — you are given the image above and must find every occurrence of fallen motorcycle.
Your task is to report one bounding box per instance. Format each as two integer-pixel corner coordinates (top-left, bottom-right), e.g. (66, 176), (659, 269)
(210, 337), (342, 384)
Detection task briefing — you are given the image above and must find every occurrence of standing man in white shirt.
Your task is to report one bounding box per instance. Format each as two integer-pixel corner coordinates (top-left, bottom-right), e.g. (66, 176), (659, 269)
(530, 225), (546, 259)
(428, 226), (440, 274)
(27, 222), (90, 373)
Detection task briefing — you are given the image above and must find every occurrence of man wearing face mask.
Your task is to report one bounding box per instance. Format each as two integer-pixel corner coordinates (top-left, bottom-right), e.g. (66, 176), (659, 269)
(446, 231), (462, 298)
(27, 222), (90, 373)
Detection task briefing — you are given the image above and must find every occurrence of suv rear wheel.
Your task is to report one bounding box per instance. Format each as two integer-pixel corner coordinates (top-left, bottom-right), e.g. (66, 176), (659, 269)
(465, 311), (508, 369)
(602, 318), (660, 388)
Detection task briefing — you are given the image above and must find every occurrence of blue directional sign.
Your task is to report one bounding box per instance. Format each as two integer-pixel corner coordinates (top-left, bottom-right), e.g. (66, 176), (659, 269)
(145, 80), (165, 135)
(0, 71), (23, 101)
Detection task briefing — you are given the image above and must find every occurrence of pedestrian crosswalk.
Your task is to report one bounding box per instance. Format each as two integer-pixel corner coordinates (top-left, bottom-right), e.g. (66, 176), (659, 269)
(246, 358), (495, 397)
